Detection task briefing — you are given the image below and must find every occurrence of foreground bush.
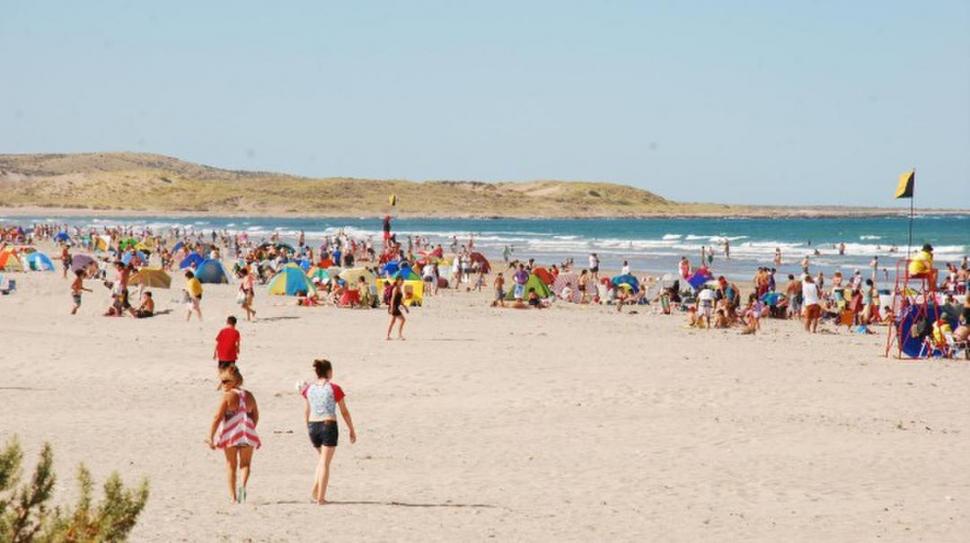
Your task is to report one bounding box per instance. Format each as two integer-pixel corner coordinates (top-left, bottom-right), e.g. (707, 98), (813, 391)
(0, 438), (149, 542)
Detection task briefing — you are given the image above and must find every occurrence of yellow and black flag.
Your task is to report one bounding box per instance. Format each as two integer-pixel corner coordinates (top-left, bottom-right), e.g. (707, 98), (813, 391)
(895, 170), (914, 199)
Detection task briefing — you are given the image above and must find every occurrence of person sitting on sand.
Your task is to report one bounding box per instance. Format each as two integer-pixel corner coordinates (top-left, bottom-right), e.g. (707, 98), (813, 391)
(527, 287), (548, 309)
(134, 291), (155, 318)
(686, 306), (703, 328)
(742, 294), (762, 332)
(207, 366), (260, 504)
(301, 359), (357, 505)
(559, 282), (573, 302)
(714, 308), (730, 329)
(357, 276), (372, 308)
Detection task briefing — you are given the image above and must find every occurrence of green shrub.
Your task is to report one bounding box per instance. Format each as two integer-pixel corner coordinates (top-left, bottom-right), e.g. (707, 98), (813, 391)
(0, 438), (149, 543)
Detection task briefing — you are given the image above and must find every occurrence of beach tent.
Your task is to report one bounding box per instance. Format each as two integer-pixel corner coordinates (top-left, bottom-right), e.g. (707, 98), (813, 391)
(533, 267), (554, 286)
(552, 272), (582, 303)
(195, 259), (229, 284)
(119, 238), (140, 251)
(687, 269), (713, 291)
(339, 267), (376, 285)
(24, 252), (55, 271)
(135, 241), (155, 253)
(0, 251), (24, 272)
(130, 268), (172, 289)
(268, 263), (316, 296)
(373, 277), (425, 306)
(53, 232), (71, 243)
(506, 274), (554, 300)
(71, 254), (97, 273)
(306, 266), (332, 284)
(94, 236), (111, 252)
(381, 260), (403, 277)
(612, 274), (640, 293)
(179, 252), (204, 270)
(121, 251), (149, 267)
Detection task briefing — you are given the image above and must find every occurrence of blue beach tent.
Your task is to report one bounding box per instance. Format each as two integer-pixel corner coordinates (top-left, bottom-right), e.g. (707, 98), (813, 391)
(195, 259), (229, 284)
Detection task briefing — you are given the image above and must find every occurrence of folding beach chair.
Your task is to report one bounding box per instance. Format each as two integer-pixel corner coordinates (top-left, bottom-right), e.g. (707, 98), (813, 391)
(1, 279), (16, 295)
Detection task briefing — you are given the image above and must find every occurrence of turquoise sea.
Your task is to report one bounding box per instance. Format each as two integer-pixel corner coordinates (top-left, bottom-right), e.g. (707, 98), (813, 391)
(3, 214), (968, 280)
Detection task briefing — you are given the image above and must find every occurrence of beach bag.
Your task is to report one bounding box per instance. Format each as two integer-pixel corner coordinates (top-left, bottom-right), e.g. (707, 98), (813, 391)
(235, 290), (246, 305)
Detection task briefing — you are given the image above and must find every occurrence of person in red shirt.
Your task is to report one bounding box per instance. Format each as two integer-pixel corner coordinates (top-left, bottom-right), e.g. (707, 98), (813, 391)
(214, 316), (241, 370)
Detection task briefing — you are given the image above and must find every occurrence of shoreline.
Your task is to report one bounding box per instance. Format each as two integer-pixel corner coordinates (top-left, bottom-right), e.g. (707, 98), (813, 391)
(2, 205), (967, 221)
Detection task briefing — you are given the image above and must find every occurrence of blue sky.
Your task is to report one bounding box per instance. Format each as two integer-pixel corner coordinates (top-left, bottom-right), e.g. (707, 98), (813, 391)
(1, 1), (967, 208)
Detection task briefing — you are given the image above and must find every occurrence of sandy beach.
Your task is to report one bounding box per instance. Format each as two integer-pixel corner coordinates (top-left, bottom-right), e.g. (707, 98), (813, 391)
(2, 255), (968, 542)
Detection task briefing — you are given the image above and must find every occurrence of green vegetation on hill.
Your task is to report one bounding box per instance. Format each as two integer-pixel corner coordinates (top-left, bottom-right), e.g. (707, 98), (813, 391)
(0, 152), (736, 217)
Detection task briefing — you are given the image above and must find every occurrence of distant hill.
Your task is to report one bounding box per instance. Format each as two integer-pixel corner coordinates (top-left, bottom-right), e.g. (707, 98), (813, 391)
(0, 152), (710, 217)
(0, 152), (954, 218)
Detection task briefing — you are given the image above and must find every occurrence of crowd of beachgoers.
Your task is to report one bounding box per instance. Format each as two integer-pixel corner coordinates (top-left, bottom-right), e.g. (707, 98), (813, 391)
(2, 218), (969, 505)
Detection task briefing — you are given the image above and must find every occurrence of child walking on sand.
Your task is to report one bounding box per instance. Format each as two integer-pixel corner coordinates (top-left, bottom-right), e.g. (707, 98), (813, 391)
(70, 270), (91, 315)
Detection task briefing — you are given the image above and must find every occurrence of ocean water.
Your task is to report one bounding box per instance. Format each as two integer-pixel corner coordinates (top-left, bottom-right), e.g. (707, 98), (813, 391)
(3, 214), (967, 280)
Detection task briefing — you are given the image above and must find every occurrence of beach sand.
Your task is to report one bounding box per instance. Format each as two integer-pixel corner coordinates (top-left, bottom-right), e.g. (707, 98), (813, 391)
(1, 266), (968, 541)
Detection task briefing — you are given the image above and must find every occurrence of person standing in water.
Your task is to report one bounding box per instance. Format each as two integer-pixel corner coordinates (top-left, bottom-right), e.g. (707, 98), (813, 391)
(302, 359), (357, 505)
(386, 276), (408, 340)
(207, 366), (260, 504)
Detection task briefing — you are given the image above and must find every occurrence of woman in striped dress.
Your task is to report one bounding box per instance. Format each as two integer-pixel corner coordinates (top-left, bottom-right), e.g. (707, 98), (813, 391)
(207, 366), (261, 503)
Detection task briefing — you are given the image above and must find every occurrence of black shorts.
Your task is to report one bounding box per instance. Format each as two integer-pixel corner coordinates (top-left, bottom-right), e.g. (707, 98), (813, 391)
(218, 360), (236, 370)
(591, 266), (599, 273)
(308, 421), (338, 448)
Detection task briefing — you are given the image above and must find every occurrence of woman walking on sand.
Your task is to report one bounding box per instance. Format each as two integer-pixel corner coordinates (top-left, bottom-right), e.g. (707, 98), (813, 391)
(386, 276), (408, 340)
(301, 359), (357, 505)
(207, 366), (260, 503)
(239, 266), (256, 321)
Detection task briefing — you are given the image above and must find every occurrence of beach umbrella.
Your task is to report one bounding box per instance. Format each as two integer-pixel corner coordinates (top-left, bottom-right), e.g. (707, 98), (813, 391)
(611, 274), (640, 292)
(469, 252), (491, 273)
(172, 241), (186, 253)
(53, 232), (71, 243)
(130, 268), (172, 289)
(687, 269), (712, 290)
(71, 254), (97, 272)
(339, 267), (375, 284)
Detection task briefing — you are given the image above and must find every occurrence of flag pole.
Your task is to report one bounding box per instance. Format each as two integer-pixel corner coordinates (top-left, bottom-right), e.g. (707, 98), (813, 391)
(907, 167), (914, 258)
